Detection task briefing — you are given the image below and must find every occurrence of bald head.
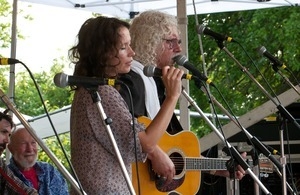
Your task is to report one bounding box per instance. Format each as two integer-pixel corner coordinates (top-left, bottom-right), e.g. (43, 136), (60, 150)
(8, 127), (38, 170)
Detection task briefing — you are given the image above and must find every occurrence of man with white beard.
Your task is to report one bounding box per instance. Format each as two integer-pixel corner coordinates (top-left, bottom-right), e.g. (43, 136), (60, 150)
(8, 127), (69, 195)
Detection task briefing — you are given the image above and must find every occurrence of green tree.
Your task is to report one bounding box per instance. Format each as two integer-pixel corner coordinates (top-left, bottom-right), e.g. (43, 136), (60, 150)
(0, 0), (12, 48)
(186, 6), (300, 137)
(14, 58), (73, 116)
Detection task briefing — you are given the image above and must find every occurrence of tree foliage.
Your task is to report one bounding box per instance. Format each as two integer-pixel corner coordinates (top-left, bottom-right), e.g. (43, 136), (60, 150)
(13, 58), (73, 116)
(186, 6), (300, 137)
(0, 0), (12, 48)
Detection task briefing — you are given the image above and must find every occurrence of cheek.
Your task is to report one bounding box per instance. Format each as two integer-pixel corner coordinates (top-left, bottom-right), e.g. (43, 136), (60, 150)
(160, 50), (173, 65)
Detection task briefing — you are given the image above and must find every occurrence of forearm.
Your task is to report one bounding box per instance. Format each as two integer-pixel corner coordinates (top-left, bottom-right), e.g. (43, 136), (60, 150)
(138, 96), (178, 153)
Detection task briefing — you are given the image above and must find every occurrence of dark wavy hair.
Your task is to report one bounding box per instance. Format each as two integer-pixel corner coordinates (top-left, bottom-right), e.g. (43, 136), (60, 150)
(69, 16), (130, 81)
(0, 109), (14, 129)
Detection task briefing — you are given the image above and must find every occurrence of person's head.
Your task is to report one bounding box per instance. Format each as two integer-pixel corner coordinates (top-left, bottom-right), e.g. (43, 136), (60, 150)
(130, 10), (182, 69)
(8, 127), (38, 170)
(0, 109), (14, 155)
(69, 16), (135, 79)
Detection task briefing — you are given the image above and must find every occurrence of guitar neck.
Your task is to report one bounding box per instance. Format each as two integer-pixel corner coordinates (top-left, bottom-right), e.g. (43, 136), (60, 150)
(185, 158), (228, 170)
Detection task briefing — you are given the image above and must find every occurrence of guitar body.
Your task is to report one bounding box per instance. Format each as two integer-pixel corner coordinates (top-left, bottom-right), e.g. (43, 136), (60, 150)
(132, 117), (201, 195)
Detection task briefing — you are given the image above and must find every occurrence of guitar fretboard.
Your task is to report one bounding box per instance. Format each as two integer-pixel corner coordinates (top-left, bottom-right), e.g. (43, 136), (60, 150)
(185, 158), (228, 170)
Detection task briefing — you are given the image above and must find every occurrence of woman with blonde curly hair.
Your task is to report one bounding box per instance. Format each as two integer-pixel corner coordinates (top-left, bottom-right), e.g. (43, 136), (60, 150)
(120, 10), (183, 131)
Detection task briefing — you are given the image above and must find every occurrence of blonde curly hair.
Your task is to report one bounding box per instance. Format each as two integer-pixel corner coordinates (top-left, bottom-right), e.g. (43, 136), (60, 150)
(130, 10), (180, 66)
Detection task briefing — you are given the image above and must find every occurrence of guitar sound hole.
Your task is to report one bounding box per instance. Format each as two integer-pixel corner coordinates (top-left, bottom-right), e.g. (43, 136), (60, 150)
(170, 152), (184, 175)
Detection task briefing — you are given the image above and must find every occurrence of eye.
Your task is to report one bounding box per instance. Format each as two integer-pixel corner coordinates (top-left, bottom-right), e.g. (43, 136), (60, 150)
(162, 38), (181, 49)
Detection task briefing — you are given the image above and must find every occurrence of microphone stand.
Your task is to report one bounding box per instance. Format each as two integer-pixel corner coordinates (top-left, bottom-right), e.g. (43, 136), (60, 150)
(0, 88), (87, 195)
(269, 64), (300, 195)
(199, 85), (297, 195)
(181, 87), (272, 195)
(270, 65), (300, 96)
(216, 41), (300, 195)
(87, 88), (136, 195)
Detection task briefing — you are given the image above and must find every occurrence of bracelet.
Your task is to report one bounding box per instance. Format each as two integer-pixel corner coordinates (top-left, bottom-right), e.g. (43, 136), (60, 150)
(209, 170), (216, 175)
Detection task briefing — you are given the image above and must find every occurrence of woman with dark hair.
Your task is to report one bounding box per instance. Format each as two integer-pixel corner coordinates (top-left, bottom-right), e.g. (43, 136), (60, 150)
(69, 16), (184, 194)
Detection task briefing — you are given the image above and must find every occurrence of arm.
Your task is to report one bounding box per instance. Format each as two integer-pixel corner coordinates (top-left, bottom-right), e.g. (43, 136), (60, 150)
(138, 66), (183, 154)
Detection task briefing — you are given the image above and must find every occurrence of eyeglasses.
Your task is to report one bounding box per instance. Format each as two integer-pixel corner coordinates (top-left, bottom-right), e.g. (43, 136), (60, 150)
(162, 38), (182, 49)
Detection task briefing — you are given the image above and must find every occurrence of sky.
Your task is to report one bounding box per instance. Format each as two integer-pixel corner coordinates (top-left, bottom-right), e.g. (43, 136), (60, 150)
(1, 1), (93, 74)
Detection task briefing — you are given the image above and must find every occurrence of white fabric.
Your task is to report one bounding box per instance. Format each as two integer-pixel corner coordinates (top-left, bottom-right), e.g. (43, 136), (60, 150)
(131, 60), (160, 119)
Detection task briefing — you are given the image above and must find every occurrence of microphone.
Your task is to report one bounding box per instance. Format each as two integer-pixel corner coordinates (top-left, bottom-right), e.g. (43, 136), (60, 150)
(0, 58), (20, 65)
(143, 66), (197, 80)
(197, 24), (235, 43)
(257, 46), (286, 69)
(53, 72), (120, 88)
(172, 55), (214, 86)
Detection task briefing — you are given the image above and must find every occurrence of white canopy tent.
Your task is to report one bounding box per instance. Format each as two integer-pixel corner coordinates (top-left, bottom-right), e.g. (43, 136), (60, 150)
(18, 0), (299, 19)
(7, 0), (299, 140)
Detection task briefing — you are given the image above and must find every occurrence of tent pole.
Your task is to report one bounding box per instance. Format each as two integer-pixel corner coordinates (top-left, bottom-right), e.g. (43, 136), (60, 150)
(177, 0), (190, 130)
(6, 0), (18, 165)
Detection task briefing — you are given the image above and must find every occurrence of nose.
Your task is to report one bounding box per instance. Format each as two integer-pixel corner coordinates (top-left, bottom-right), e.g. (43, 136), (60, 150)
(173, 43), (182, 53)
(128, 46), (135, 57)
(26, 143), (35, 151)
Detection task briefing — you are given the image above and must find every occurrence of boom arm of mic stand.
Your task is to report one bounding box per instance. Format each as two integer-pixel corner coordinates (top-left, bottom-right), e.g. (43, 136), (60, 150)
(219, 44), (297, 195)
(181, 88), (272, 195)
(221, 46), (300, 131)
(0, 88), (87, 195)
(272, 67), (300, 96)
(200, 84), (299, 194)
(199, 86), (283, 170)
(208, 94), (296, 194)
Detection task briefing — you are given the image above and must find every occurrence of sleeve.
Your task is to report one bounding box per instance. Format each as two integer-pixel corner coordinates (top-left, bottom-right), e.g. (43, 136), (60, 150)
(45, 163), (69, 195)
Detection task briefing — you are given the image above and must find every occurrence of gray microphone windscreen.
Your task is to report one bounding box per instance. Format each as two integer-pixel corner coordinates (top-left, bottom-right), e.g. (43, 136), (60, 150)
(143, 66), (160, 77)
(53, 72), (68, 88)
(173, 55), (187, 66)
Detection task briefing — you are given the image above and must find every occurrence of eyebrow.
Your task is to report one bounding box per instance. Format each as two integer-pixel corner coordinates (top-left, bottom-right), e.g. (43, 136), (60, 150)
(0, 129), (11, 135)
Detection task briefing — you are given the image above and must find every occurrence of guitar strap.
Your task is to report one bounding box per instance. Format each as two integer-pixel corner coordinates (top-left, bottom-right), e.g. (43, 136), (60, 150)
(0, 167), (28, 195)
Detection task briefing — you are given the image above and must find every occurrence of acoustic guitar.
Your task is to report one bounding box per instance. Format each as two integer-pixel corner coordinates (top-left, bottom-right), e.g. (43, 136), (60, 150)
(132, 117), (273, 195)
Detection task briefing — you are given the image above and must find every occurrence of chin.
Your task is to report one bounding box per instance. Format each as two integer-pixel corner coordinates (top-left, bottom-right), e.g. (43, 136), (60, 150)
(122, 68), (131, 74)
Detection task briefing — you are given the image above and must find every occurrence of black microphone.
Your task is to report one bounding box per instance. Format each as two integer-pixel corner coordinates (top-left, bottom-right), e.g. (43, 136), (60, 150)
(197, 24), (235, 43)
(143, 65), (197, 80)
(53, 72), (120, 88)
(0, 58), (20, 65)
(172, 55), (214, 86)
(257, 46), (286, 69)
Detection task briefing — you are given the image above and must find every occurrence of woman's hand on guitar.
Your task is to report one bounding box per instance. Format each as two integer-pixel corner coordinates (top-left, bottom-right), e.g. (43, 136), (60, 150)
(147, 146), (175, 184)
